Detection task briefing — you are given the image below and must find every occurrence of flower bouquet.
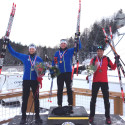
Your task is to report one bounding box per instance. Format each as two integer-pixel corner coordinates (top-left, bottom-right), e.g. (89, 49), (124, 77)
(35, 62), (46, 88)
(86, 64), (98, 76)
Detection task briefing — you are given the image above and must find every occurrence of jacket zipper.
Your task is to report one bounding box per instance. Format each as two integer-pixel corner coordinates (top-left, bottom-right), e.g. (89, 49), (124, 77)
(63, 56), (66, 72)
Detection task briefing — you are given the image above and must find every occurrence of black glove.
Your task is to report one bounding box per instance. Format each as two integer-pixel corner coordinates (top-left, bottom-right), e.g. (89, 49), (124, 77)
(75, 32), (80, 37)
(4, 38), (10, 44)
(0, 38), (4, 43)
(114, 55), (120, 64)
(49, 68), (55, 78)
(104, 38), (109, 43)
(75, 37), (79, 41)
(114, 55), (120, 60)
(51, 73), (55, 78)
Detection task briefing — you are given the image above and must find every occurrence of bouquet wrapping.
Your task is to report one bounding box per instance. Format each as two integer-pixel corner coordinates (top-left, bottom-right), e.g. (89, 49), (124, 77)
(35, 62), (46, 88)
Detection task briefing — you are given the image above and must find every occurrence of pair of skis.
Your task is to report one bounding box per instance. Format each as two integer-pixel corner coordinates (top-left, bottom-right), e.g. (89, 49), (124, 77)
(71, 0), (81, 80)
(102, 26), (125, 103)
(0, 3), (16, 74)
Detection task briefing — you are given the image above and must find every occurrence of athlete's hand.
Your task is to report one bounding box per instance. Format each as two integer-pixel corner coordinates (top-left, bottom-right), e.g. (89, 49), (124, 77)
(114, 55), (120, 60)
(4, 38), (11, 44)
(104, 38), (109, 43)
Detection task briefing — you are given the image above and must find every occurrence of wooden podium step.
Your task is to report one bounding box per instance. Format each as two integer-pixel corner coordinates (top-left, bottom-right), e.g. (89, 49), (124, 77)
(47, 106), (89, 125)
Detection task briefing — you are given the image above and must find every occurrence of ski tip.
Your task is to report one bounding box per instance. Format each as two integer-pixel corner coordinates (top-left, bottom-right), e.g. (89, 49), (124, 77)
(50, 101), (52, 103)
(48, 100), (49, 102)
(13, 3), (16, 7)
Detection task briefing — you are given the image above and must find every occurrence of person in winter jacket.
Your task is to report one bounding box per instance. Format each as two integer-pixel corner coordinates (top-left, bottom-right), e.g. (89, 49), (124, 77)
(7, 40), (43, 124)
(89, 46), (117, 124)
(52, 39), (82, 109)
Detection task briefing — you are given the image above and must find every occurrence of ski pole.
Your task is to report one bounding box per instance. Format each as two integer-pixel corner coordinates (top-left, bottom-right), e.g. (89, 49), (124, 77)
(48, 78), (53, 103)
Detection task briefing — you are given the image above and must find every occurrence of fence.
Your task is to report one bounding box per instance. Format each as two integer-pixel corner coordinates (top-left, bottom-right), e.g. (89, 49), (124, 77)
(0, 88), (124, 124)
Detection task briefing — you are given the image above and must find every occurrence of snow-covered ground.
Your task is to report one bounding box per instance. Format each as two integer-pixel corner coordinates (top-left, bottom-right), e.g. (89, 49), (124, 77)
(0, 76), (125, 125)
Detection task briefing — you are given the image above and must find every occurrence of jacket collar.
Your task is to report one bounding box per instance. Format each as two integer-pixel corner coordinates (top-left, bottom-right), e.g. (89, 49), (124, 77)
(59, 47), (68, 52)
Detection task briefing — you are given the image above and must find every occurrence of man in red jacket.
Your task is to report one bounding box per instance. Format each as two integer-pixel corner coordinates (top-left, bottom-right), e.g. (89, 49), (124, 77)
(89, 46), (116, 124)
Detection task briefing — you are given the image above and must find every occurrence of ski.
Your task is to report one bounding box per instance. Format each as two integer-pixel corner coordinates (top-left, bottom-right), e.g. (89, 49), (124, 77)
(76, 0), (81, 76)
(102, 27), (125, 103)
(71, 0), (81, 79)
(109, 27), (125, 77)
(0, 3), (16, 74)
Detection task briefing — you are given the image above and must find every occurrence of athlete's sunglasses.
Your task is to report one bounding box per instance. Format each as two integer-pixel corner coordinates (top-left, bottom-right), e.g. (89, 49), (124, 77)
(97, 46), (103, 49)
(97, 46), (104, 50)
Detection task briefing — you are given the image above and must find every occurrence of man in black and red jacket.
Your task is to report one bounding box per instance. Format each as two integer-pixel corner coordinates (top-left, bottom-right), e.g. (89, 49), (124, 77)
(89, 46), (117, 124)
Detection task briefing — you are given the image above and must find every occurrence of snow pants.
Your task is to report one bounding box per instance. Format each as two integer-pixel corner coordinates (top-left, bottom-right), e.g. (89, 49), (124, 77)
(90, 82), (110, 118)
(57, 72), (73, 106)
(21, 80), (39, 119)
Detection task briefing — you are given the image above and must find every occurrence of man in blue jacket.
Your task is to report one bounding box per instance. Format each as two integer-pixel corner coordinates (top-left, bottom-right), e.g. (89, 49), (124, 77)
(52, 39), (81, 109)
(7, 41), (43, 124)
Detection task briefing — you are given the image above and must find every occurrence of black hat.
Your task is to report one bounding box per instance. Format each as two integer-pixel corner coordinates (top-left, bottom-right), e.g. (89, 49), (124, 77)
(97, 46), (104, 51)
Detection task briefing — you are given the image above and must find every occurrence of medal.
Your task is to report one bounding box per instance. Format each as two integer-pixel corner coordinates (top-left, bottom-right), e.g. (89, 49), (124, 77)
(31, 67), (34, 71)
(29, 56), (37, 71)
(59, 50), (67, 63)
(99, 69), (102, 72)
(97, 56), (103, 73)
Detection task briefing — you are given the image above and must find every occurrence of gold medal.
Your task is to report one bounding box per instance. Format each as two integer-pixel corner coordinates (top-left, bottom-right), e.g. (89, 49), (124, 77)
(59, 50), (67, 64)
(31, 67), (34, 71)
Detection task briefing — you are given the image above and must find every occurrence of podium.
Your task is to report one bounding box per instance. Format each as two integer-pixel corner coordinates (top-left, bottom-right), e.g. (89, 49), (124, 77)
(47, 106), (89, 125)
(8, 113), (125, 125)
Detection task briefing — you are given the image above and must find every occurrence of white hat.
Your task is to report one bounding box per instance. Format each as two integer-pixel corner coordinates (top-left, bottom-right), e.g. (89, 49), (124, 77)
(60, 39), (67, 44)
(29, 44), (36, 50)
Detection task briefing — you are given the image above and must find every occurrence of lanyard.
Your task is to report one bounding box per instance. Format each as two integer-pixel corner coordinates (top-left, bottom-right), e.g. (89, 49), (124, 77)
(29, 56), (37, 67)
(97, 56), (103, 67)
(59, 50), (67, 59)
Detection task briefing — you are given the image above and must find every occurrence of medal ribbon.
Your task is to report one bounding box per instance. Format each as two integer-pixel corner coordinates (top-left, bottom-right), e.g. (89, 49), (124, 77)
(29, 56), (37, 67)
(97, 56), (103, 68)
(59, 50), (67, 59)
